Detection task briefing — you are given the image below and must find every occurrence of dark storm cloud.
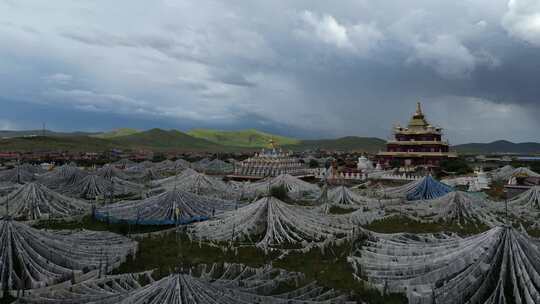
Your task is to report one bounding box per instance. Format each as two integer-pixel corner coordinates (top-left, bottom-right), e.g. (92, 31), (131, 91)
(0, 0), (539, 143)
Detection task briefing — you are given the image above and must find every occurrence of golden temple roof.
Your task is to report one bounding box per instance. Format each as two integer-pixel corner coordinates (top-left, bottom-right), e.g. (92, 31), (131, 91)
(393, 102), (442, 134)
(408, 102), (429, 129)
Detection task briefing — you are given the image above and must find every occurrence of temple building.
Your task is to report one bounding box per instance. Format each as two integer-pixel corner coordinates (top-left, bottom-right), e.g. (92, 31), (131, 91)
(377, 102), (457, 170)
(230, 139), (307, 179)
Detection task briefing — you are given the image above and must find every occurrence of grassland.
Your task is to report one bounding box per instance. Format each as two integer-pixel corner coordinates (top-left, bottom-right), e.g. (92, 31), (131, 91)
(91, 128), (141, 139)
(20, 206), (540, 304)
(25, 211), (503, 304)
(365, 215), (490, 236)
(188, 128), (300, 148)
(2, 128), (539, 154)
(0, 129), (231, 153)
(110, 128), (226, 151)
(114, 233), (408, 303)
(0, 128), (389, 153)
(29, 215), (410, 303)
(0, 136), (116, 152)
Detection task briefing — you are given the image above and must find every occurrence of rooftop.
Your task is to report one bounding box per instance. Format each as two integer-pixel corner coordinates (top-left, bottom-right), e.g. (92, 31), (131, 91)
(394, 102), (442, 134)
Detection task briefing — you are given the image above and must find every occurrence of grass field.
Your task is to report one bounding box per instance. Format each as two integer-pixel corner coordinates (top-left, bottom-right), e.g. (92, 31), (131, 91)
(0, 129), (230, 153)
(0, 136), (116, 152)
(33, 215), (173, 235)
(0, 128), (389, 153)
(8, 195), (531, 303)
(365, 215), (490, 236)
(113, 232), (406, 304)
(27, 216), (408, 303)
(188, 128), (300, 148)
(91, 128), (141, 139)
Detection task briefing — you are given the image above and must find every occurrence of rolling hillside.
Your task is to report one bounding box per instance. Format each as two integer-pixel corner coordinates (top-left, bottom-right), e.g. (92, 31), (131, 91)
(453, 140), (540, 154)
(0, 128), (392, 154)
(92, 128), (140, 139)
(188, 128), (300, 148)
(1, 127), (538, 154)
(111, 129), (224, 151)
(0, 129), (224, 152)
(0, 136), (116, 152)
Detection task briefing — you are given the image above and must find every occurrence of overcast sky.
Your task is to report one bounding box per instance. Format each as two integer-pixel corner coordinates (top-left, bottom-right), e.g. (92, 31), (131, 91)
(0, 0), (539, 144)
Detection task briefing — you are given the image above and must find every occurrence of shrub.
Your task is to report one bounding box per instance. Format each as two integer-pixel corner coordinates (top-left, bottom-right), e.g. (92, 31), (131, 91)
(439, 158), (472, 176)
(270, 185), (289, 201)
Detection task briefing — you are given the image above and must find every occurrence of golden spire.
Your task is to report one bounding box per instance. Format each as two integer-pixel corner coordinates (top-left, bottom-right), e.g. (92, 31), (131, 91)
(408, 101), (428, 128)
(415, 102), (423, 116)
(268, 137), (276, 149)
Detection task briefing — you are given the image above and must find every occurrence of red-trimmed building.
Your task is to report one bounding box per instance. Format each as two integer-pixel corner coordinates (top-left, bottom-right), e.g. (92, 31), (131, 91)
(377, 102), (457, 169)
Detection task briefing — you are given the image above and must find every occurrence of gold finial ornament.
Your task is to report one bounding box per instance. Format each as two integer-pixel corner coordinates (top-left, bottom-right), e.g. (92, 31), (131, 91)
(415, 102), (423, 115)
(408, 101), (428, 128)
(269, 137), (276, 149)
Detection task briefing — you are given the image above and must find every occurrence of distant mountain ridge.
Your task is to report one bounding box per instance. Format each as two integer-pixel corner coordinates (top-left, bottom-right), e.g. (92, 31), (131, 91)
(453, 140), (540, 154)
(0, 128), (538, 154)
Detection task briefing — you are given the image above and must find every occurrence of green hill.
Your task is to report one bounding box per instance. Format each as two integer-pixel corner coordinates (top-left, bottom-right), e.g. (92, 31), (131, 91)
(0, 130), (387, 153)
(188, 128), (300, 148)
(92, 128), (141, 139)
(4, 126), (538, 155)
(0, 129), (225, 152)
(287, 136), (386, 153)
(112, 128), (224, 151)
(0, 136), (116, 152)
(453, 140), (540, 154)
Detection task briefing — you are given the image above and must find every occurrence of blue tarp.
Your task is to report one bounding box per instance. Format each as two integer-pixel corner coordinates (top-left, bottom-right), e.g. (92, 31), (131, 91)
(406, 176), (454, 201)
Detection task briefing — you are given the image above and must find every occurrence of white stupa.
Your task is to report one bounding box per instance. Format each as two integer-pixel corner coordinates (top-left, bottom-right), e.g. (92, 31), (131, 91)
(470, 167), (490, 191)
(357, 155), (374, 171)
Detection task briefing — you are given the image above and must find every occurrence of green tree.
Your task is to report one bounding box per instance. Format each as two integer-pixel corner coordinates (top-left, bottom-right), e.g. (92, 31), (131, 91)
(389, 159), (401, 169)
(152, 153), (166, 163)
(270, 185), (289, 201)
(439, 158), (472, 176)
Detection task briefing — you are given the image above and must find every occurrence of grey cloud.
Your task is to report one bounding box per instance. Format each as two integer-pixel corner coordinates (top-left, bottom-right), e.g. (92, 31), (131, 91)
(0, 21), (40, 34)
(502, 0), (540, 46)
(42, 89), (152, 114)
(43, 73), (73, 84)
(295, 10), (385, 59)
(60, 30), (136, 47)
(0, 0), (539, 143)
(407, 35), (478, 79)
(210, 72), (257, 88)
(60, 29), (209, 67)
